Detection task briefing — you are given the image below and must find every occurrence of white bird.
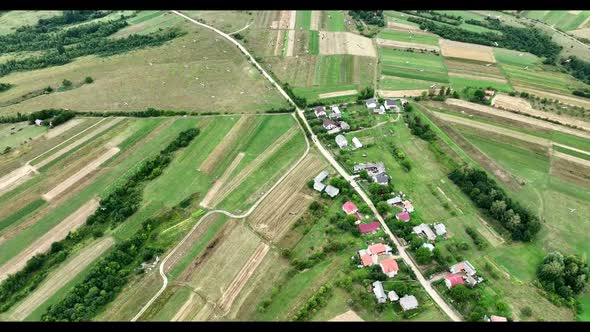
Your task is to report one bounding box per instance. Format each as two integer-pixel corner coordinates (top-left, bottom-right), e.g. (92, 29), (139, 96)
(569, 208), (576, 213)
(486, 63), (492, 67)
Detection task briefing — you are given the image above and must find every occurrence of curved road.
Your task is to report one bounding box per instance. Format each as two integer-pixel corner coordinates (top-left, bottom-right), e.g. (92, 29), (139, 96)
(162, 10), (462, 322)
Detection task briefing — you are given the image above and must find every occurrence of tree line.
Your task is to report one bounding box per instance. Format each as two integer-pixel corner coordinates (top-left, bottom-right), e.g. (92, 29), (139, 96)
(448, 166), (541, 241)
(348, 11), (385, 27)
(401, 10), (462, 26)
(561, 57), (590, 86)
(0, 128), (199, 313)
(30, 11), (113, 33)
(403, 104), (436, 141)
(0, 83), (11, 92)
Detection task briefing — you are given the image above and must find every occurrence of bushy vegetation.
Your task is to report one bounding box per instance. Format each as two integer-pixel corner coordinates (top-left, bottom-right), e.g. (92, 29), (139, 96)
(32, 10), (113, 32)
(402, 10), (462, 26)
(348, 11), (385, 27)
(387, 141), (412, 172)
(536, 251), (589, 302)
(403, 104), (436, 141)
(449, 166), (540, 241)
(465, 226), (488, 250)
(282, 82), (307, 107)
(0, 128), (200, 313)
(561, 57), (590, 85)
(0, 83), (12, 92)
(292, 284), (333, 321)
(357, 86), (375, 101)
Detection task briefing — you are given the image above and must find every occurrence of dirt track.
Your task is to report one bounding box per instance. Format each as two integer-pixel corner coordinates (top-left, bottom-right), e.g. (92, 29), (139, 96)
(329, 310), (364, 321)
(7, 236), (114, 320)
(217, 242), (269, 312)
(0, 164), (36, 196)
(42, 147), (120, 201)
(439, 39), (495, 63)
(286, 30), (295, 56)
(198, 116), (251, 174)
(200, 152), (245, 208)
(318, 89), (358, 99)
(319, 31), (376, 57)
(0, 198), (99, 283)
(376, 38), (440, 51)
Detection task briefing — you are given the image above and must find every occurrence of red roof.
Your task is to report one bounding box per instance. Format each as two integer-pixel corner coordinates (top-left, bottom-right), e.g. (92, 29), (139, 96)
(380, 258), (399, 273)
(342, 201), (358, 214)
(396, 212), (410, 222)
(360, 254), (373, 267)
(490, 315), (507, 322)
(485, 90), (495, 96)
(444, 274), (464, 287)
(358, 222), (380, 234)
(368, 243), (387, 255)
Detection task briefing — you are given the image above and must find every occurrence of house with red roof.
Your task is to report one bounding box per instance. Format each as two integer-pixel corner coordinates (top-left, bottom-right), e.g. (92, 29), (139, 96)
(444, 274), (465, 289)
(380, 258), (399, 277)
(358, 221), (381, 234)
(484, 315), (508, 322)
(359, 253), (374, 267)
(358, 242), (392, 267)
(342, 201), (358, 215)
(396, 211), (410, 222)
(368, 243), (387, 255)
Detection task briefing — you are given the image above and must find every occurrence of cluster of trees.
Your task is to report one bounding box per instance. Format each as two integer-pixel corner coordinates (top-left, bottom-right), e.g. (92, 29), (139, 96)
(19, 108), (76, 127)
(281, 83), (306, 107)
(404, 106), (436, 141)
(465, 226), (488, 250)
(0, 128), (199, 313)
(387, 141), (411, 172)
(402, 10), (462, 26)
(561, 57), (590, 85)
(408, 17), (561, 62)
(348, 11), (385, 27)
(573, 90), (590, 99)
(449, 166), (540, 241)
(470, 88), (494, 105)
(357, 86), (374, 102)
(32, 11), (112, 32)
(292, 284), (333, 321)
(536, 251), (589, 302)
(0, 83), (11, 92)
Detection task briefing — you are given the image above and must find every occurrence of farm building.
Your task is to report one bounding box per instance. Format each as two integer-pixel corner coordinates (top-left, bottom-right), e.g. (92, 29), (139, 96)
(34, 119), (43, 126)
(358, 222), (381, 234)
(313, 181), (326, 192)
(399, 295), (419, 311)
(358, 243), (392, 267)
(388, 290), (399, 302)
(373, 105), (386, 115)
(485, 315), (508, 322)
(384, 99), (396, 110)
(366, 98), (377, 109)
(323, 121), (339, 130)
(330, 106), (342, 119)
(335, 135), (348, 149)
(450, 260), (477, 276)
(396, 212), (411, 222)
(387, 196), (402, 206)
(372, 172), (389, 185)
(422, 243), (435, 252)
(327, 127), (342, 135)
(359, 251), (374, 266)
(353, 162), (386, 176)
(379, 258), (399, 277)
(444, 274), (465, 289)
(372, 281), (387, 304)
(402, 200), (414, 213)
(325, 185), (339, 197)
(434, 223), (447, 236)
(400, 98), (408, 107)
(314, 106), (327, 118)
(413, 223), (436, 242)
(368, 243), (391, 255)
(340, 121), (350, 130)
(342, 201), (358, 215)
(315, 170), (329, 183)
(352, 137), (363, 149)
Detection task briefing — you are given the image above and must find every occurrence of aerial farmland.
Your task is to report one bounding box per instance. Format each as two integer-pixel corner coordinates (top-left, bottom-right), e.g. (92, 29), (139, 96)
(1, 9), (590, 324)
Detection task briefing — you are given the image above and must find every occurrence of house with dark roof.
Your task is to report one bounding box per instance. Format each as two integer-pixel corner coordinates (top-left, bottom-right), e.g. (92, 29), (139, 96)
(314, 106), (326, 118)
(366, 98), (377, 109)
(372, 172), (389, 186)
(323, 121), (339, 130)
(358, 221), (381, 234)
(387, 196), (402, 206)
(324, 185), (339, 198)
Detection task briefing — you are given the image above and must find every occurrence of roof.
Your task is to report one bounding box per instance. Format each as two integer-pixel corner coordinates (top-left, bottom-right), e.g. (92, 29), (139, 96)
(444, 274), (465, 287)
(335, 134), (348, 147)
(352, 137), (362, 148)
(385, 99), (396, 106)
(314, 106), (326, 113)
(450, 261), (477, 276)
(360, 254), (373, 267)
(313, 181), (326, 192)
(434, 223), (447, 236)
(366, 98), (377, 106)
(387, 196), (402, 205)
(399, 295), (418, 311)
(396, 212), (411, 222)
(380, 258), (399, 273)
(314, 170), (329, 183)
(340, 121), (350, 130)
(413, 224), (436, 241)
(358, 222), (381, 234)
(324, 185), (339, 197)
(342, 201), (358, 214)
(388, 290), (399, 301)
(368, 243), (387, 255)
(353, 163), (385, 175)
(485, 90), (495, 95)
(372, 281), (387, 302)
(331, 106), (341, 113)
(403, 200), (413, 211)
(373, 172), (389, 185)
(422, 243), (435, 252)
(323, 121), (338, 128)
(490, 315), (507, 322)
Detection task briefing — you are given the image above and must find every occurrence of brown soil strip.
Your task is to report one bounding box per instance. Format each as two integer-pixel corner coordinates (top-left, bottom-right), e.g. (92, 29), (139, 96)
(329, 310), (364, 321)
(44, 119), (86, 139)
(42, 147), (120, 201)
(553, 150), (590, 168)
(444, 58), (503, 76)
(378, 89), (432, 97)
(318, 89), (358, 99)
(376, 38), (440, 51)
(172, 292), (196, 321)
(310, 11), (321, 30)
(288, 10), (296, 30)
(550, 152), (590, 187)
(217, 242), (270, 312)
(0, 198), (99, 282)
(439, 39), (496, 63)
(0, 164), (36, 196)
(513, 85), (590, 109)
(200, 152), (245, 208)
(209, 126), (299, 207)
(33, 117), (124, 169)
(286, 30), (295, 56)
(387, 21), (423, 32)
(198, 116), (252, 175)
(8, 236), (114, 320)
(319, 31), (376, 57)
(448, 71), (508, 83)
(278, 10), (292, 29)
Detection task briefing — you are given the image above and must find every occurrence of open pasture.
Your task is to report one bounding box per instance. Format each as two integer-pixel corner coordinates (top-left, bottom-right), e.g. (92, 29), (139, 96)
(379, 48), (449, 83)
(524, 10), (590, 31)
(0, 11), (61, 35)
(377, 29), (440, 46)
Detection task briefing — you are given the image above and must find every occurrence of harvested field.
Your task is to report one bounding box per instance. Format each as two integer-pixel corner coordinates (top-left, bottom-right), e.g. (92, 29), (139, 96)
(44, 119), (86, 139)
(445, 98), (590, 139)
(42, 147), (120, 201)
(0, 164), (37, 197)
(444, 58), (504, 76)
(448, 72), (508, 83)
(378, 89), (436, 97)
(0, 198), (99, 282)
(200, 152), (245, 208)
(248, 153), (326, 241)
(514, 85), (590, 109)
(217, 242), (270, 312)
(329, 310), (364, 321)
(208, 126), (299, 207)
(319, 31), (376, 57)
(318, 89), (358, 99)
(273, 29), (285, 56)
(387, 21), (423, 32)
(273, 10), (293, 29)
(7, 236), (114, 320)
(310, 11), (321, 30)
(569, 28), (590, 39)
(198, 116), (251, 174)
(376, 38), (439, 51)
(551, 152), (590, 187)
(172, 292), (197, 321)
(439, 39), (496, 63)
(286, 30), (296, 57)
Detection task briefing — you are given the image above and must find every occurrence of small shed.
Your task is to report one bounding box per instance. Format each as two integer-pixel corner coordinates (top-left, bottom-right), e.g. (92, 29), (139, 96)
(388, 290), (399, 302)
(313, 181), (326, 192)
(399, 295), (419, 311)
(324, 185), (339, 197)
(314, 170), (329, 183)
(340, 121), (350, 130)
(434, 223), (447, 236)
(335, 134), (348, 149)
(352, 137), (362, 149)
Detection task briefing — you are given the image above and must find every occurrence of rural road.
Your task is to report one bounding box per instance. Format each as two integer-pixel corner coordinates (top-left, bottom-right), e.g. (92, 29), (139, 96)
(166, 10), (462, 322)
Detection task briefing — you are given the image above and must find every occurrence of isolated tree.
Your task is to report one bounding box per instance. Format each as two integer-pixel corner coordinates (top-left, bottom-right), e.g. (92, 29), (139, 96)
(415, 246), (432, 264)
(84, 76), (94, 84)
(62, 79), (72, 88)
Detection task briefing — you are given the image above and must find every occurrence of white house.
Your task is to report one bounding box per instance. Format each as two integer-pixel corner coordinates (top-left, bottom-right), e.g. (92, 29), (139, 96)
(339, 121), (350, 131)
(324, 185), (340, 197)
(34, 119), (43, 126)
(450, 260), (477, 276)
(327, 127), (342, 135)
(388, 290), (399, 302)
(422, 243), (435, 252)
(335, 135), (348, 149)
(399, 295), (419, 311)
(413, 223), (437, 242)
(384, 99), (397, 110)
(373, 105), (386, 115)
(314, 170), (329, 183)
(434, 223), (447, 237)
(314, 106), (326, 118)
(366, 98), (377, 109)
(352, 137), (362, 149)
(330, 106), (341, 119)
(313, 181), (326, 192)
(372, 281), (387, 304)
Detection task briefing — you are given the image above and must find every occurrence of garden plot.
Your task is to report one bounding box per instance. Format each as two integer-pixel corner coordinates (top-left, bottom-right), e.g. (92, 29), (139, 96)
(439, 39), (496, 63)
(376, 39), (439, 52)
(318, 90), (358, 99)
(319, 31), (376, 57)
(379, 48), (449, 84)
(198, 116), (253, 174)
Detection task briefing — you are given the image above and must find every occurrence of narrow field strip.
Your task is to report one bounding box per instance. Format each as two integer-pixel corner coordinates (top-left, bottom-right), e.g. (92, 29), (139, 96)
(0, 164), (37, 197)
(42, 147), (120, 201)
(172, 292), (196, 321)
(286, 29), (295, 56)
(217, 243), (270, 312)
(553, 150), (590, 168)
(448, 72), (509, 83)
(378, 89), (432, 97)
(318, 89), (358, 99)
(376, 38), (440, 51)
(200, 152), (245, 208)
(44, 119), (87, 139)
(7, 237), (114, 321)
(198, 116), (249, 174)
(0, 199), (99, 282)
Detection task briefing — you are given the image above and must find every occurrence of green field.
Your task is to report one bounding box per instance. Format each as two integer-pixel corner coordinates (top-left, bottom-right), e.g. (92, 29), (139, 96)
(379, 48), (449, 83)
(524, 10), (590, 31)
(0, 123), (47, 151)
(0, 199), (45, 233)
(380, 76), (438, 90)
(296, 11), (311, 30)
(308, 30), (319, 55)
(494, 48), (541, 68)
(554, 145), (590, 161)
(500, 64), (587, 94)
(324, 11), (345, 32)
(0, 11), (62, 35)
(449, 76), (514, 93)
(377, 29), (440, 46)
